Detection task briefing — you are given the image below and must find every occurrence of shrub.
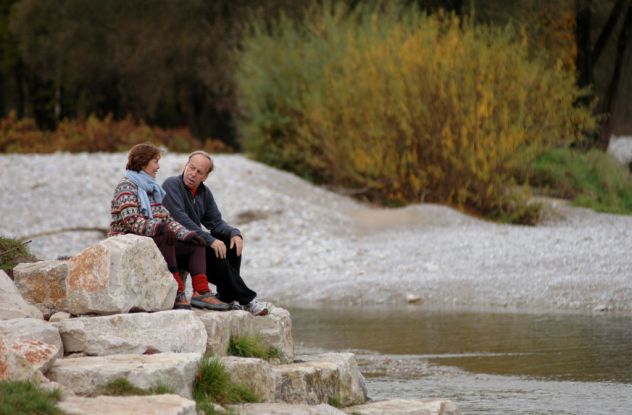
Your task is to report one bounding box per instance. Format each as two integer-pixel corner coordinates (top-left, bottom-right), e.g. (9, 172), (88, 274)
(235, 2), (596, 222)
(0, 111), (230, 154)
(228, 334), (282, 360)
(528, 147), (632, 214)
(0, 380), (63, 415)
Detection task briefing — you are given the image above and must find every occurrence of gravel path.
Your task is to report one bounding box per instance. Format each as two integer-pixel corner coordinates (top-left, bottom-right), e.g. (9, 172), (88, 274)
(1, 152), (631, 312)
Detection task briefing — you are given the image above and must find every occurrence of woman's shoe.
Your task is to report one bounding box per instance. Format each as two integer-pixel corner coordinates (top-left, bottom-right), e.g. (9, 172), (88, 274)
(190, 291), (230, 311)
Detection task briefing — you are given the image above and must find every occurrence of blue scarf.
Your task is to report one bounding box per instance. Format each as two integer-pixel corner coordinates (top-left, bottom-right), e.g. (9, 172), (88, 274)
(125, 170), (166, 219)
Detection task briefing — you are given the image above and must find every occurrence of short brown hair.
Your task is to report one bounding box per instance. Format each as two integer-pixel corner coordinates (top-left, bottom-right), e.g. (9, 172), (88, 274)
(126, 143), (161, 171)
(187, 150), (214, 174)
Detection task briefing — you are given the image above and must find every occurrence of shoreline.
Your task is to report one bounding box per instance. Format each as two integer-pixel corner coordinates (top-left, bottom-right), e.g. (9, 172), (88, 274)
(2, 152), (631, 314)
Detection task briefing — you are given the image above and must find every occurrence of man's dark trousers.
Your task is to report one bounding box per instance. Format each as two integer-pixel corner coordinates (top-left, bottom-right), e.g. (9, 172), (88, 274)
(205, 235), (256, 305)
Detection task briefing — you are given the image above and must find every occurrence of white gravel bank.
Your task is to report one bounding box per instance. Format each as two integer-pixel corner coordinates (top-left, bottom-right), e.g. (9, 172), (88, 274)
(1, 152), (631, 312)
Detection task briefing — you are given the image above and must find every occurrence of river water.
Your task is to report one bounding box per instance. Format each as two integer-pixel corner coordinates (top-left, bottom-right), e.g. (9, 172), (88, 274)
(288, 306), (632, 414)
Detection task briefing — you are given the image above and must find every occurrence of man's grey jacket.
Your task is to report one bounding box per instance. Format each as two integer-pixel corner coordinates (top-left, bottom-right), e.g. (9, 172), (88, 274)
(162, 174), (241, 246)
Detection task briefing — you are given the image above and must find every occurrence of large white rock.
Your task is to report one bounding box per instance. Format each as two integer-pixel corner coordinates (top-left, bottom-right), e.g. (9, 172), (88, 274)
(13, 260), (69, 314)
(272, 353), (367, 406)
(58, 394), (197, 415)
(65, 234), (177, 315)
(219, 356), (276, 402)
(0, 317), (63, 359)
(0, 337), (49, 383)
(55, 310), (207, 356)
(47, 352), (202, 398)
(0, 270), (43, 320)
(345, 398), (461, 415)
(229, 403), (346, 414)
(196, 306), (293, 361)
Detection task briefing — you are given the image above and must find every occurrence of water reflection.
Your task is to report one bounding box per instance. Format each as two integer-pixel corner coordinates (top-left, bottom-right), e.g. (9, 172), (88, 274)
(289, 306), (632, 383)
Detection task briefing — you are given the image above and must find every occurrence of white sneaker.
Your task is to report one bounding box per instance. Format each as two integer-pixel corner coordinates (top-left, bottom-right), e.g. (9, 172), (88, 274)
(244, 298), (268, 316)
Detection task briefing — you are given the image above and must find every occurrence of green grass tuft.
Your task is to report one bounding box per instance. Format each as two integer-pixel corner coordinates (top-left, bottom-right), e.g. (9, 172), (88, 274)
(530, 148), (632, 215)
(100, 378), (175, 396)
(0, 380), (63, 415)
(193, 357), (259, 414)
(0, 236), (37, 274)
(228, 334), (281, 360)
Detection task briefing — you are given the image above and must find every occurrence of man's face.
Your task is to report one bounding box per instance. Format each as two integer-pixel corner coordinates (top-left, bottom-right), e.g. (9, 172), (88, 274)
(183, 154), (211, 189)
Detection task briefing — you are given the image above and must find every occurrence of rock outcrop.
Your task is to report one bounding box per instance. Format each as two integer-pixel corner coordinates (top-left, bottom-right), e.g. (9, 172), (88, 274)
(1, 235), (460, 414)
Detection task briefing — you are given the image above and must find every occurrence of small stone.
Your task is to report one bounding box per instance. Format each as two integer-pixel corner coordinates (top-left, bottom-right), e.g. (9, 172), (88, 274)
(406, 294), (421, 304)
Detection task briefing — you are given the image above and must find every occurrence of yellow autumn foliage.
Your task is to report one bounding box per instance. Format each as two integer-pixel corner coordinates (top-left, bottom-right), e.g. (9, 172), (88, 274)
(235, 3), (596, 221)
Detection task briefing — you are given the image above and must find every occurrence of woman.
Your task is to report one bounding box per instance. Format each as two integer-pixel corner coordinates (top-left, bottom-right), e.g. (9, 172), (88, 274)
(109, 143), (229, 311)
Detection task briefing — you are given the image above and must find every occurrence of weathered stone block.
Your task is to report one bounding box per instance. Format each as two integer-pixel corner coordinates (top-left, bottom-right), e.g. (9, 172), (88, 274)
(13, 260), (69, 313)
(55, 310), (207, 356)
(47, 352), (202, 398)
(0, 317), (63, 359)
(65, 234), (176, 315)
(0, 270), (43, 320)
(58, 394), (197, 415)
(220, 356), (276, 402)
(196, 306), (293, 361)
(344, 398), (461, 415)
(273, 353), (367, 406)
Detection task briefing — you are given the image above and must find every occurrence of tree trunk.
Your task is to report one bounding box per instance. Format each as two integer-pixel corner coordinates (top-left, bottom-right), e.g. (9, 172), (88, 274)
(575, 0), (593, 95)
(598, 5), (632, 148)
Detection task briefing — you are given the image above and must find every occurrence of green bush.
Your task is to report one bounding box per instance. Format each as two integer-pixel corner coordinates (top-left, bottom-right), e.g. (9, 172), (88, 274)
(0, 380), (63, 415)
(529, 148), (632, 214)
(235, 2), (596, 223)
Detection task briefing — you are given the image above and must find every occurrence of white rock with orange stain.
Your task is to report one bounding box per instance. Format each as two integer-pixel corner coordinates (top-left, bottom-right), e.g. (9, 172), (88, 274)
(58, 394), (198, 415)
(0, 317), (63, 359)
(13, 260), (70, 315)
(65, 234), (177, 315)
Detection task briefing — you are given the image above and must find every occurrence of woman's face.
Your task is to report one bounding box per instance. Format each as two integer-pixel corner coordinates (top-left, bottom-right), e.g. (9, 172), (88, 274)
(142, 157), (160, 178)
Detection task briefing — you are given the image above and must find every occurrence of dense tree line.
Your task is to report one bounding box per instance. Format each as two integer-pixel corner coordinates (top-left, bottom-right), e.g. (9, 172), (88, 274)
(0, 0), (630, 148)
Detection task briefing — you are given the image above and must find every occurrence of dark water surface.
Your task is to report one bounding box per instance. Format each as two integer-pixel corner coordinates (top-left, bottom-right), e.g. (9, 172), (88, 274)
(288, 307), (632, 414)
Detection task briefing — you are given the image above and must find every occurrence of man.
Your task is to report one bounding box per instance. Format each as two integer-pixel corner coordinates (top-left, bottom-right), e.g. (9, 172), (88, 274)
(162, 151), (268, 316)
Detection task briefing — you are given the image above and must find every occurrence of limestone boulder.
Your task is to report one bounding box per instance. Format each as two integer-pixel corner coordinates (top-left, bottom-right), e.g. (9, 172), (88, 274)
(58, 394), (197, 415)
(0, 337), (49, 383)
(47, 352), (202, 398)
(0, 317), (63, 359)
(65, 234), (176, 315)
(0, 270), (43, 320)
(13, 260), (69, 314)
(55, 310), (207, 356)
(230, 403), (346, 414)
(196, 306), (293, 361)
(220, 356), (276, 402)
(273, 353), (367, 406)
(344, 398), (461, 415)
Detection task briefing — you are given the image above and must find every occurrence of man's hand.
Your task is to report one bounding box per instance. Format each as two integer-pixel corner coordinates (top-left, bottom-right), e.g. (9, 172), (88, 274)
(211, 239), (227, 259)
(230, 235), (243, 257)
